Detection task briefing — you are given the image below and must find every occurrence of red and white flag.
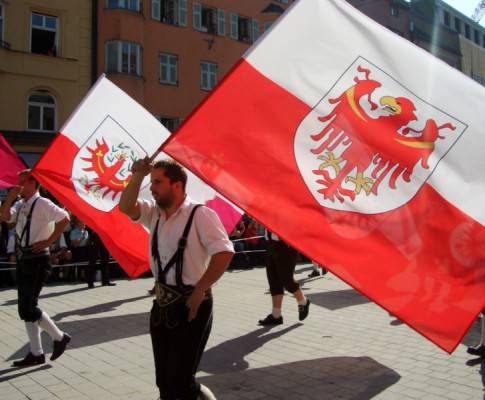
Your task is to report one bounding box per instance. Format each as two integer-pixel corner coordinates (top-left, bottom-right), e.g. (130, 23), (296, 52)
(0, 133), (26, 189)
(163, 0), (485, 352)
(31, 75), (241, 279)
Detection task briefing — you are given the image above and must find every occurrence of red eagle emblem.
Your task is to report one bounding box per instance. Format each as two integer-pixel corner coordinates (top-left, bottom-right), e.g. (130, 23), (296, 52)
(80, 138), (132, 200)
(311, 66), (456, 203)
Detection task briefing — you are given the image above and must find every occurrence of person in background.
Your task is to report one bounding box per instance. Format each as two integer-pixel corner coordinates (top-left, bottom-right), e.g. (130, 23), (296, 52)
(258, 229), (310, 326)
(467, 312), (485, 357)
(0, 170), (71, 367)
(86, 228), (116, 289)
(308, 260), (328, 278)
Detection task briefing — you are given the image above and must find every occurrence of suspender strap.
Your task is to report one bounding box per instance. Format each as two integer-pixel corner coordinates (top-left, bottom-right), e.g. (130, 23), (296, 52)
(15, 198), (40, 247)
(152, 204), (203, 286)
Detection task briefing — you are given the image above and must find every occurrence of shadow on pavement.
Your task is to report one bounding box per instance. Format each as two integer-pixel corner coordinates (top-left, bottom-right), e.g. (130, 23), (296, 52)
(200, 356), (400, 399)
(0, 364), (53, 383)
(8, 311), (150, 361)
(200, 324), (303, 374)
(305, 290), (370, 311)
(54, 295), (149, 321)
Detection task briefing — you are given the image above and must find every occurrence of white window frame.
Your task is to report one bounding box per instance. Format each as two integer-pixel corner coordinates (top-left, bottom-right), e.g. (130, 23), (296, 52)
(159, 53), (178, 85)
(27, 91), (57, 133)
(156, 116), (181, 133)
(217, 9), (225, 36)
(106, 41), (141, 76)
(30, 12), (58, 55)
(200, 61), (217, 91)
(107, 0), (141, 12)
(151, 0), (161, 20)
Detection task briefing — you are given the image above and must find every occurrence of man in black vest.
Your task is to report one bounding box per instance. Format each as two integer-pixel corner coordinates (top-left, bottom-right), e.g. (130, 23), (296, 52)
(0, 170), (71, 366)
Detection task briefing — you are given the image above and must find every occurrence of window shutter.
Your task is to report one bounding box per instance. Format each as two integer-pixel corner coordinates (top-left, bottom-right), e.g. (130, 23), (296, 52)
(178, 0), (187, 27)
(217, 9), (225, 36)
(151, 0), (161, 20)
(252, 19), (259, 43)
(193, 2), (201, 30)
(230, 12), (238, 40)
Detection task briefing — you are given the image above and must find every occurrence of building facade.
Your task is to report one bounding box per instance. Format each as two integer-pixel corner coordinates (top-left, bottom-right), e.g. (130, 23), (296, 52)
(0, 0), (93, 165)
(96, 0), (292, 133)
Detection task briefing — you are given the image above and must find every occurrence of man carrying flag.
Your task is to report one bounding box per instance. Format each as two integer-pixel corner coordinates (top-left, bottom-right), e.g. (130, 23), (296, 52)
(119, 157), (233, 399)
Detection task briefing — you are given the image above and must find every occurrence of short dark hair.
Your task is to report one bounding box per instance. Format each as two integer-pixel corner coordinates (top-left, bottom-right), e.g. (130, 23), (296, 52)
(18, 169), (40, 189)
(153, 159), (187, 192)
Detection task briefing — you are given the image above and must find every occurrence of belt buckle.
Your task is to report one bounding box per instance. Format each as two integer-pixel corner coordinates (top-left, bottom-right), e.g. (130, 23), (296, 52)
(155, 282), (182, 307)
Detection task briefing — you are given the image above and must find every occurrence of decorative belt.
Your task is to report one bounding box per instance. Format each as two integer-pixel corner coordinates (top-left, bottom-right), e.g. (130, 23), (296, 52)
(154, 282), (211, 308)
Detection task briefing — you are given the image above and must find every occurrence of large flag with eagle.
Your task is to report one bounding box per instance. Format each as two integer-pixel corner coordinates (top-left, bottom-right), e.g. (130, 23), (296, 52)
(162, 0), (485, 352)
(31, 75), (241, 279)
(0, 133), (27, 189)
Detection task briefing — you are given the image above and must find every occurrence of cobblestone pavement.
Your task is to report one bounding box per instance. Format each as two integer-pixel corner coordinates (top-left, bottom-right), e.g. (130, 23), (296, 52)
(0, 263), (483, 399)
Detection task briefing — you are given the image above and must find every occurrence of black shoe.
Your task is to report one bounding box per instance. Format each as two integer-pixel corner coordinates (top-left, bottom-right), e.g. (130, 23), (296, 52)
(102, 282), (116, 286)
(308, 270), (320, 278)
(148, 287), (155, 296)
(87, 283), (95, 289)
(12, 352), (45, 367)
(299, 299), (310, 321)
(258, 314), (283, 326)
(51, 333), (71, 361)
(467, 344), (485, 357)
(321, 269), (328, 276)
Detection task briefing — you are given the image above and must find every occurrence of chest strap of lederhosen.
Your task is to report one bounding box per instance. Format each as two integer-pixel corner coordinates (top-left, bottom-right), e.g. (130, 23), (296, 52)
(151, 204), (202, 286)
(15, 198), (40, 248)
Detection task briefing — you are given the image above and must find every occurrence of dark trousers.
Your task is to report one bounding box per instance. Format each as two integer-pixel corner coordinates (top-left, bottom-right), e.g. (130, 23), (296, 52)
(150, 297), (213, 400)
(87, 233), (110, 285)
(265, 240), (299, 296)
(17, 255), (51, 322)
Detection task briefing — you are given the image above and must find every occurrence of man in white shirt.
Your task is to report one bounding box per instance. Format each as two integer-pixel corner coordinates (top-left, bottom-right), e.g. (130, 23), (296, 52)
(119, 158), (233, 400)
(0, 170), (71, 367)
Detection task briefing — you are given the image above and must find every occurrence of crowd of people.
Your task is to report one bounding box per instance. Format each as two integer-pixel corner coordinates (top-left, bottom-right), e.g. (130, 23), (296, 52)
(228, 214), (266, 269)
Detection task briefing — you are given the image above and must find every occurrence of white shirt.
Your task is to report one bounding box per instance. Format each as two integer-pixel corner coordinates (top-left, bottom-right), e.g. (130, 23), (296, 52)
(9, 193), (69, 250)
(135, 195), (234, 286)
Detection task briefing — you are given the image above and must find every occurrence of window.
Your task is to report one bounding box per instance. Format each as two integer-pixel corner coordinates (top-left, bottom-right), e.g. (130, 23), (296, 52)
(31, 13), (57, 56)
(193, 3), (224, 35)
(107, 0), (141, 12)
(200, 61), (216, 90)
(454, 17), (460, 33)
(230, 13), (258, 43)
(159, 53), (177, 85)
(28, 91), (56, 132)
(151, 0), (186, 26)
(443, 11), (450, 26)
(106, 41), (141, 75)
(465, 24), (470, 39)
(156, 116), (181, 133)
(474, 30), (480, 45)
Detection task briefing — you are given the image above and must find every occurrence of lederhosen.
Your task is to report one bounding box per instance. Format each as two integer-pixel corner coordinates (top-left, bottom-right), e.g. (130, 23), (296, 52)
(149, 204), (213, 400)
(265, 230), (299, 296)
(15, 198), (52, 322)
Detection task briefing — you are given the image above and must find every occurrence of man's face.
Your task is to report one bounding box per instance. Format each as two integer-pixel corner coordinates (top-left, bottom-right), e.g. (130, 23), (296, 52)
(17, 173), (34, 199)
(150, 168), (177, 209)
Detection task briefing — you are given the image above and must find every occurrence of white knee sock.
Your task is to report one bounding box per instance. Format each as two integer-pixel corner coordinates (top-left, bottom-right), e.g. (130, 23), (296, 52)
(25, 321), (43, 356)
(38, 312), (63, 341)
(272, 308), (282, 318)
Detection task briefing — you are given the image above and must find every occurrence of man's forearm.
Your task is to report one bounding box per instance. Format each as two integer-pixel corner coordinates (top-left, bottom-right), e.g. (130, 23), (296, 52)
(118, 173), (144, 217)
